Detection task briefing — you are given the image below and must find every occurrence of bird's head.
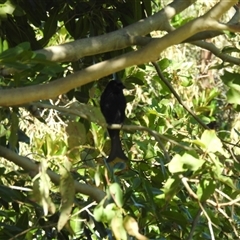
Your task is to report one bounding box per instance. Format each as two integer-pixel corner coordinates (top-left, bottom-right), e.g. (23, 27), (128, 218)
(108, 80), (125, 94)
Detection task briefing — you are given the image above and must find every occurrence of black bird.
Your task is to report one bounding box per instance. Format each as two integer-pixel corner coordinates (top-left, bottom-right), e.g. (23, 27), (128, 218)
(100, 80), (128, 162)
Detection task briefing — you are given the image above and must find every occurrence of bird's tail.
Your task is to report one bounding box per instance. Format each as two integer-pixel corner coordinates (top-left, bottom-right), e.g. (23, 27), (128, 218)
(107, 129), (128, 162)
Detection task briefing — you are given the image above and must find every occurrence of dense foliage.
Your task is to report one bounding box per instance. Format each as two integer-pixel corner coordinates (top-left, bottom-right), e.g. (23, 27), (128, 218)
(0, 0), (240, 239)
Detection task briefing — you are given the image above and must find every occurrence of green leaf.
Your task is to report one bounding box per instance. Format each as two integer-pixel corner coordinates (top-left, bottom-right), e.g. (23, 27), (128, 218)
(163, 177), (181, 201)
(181, 152), (205, 171)
(94, 200), (118, 223)
(2, 61), (29, 70)
(142, 0), (152, 16)
(200, 130), (223, 153)
(70, 207), (82, 235)
(41, 9), (58, 46)
(66, 121), (86, 159)
(104, 203), (117, 222)
(16, 42), (31, 50)
(94, 166), (101, 187)
(68, 102), (104, 125)
(220, 70), (238, 85)
(191, 139), (206, 148)
(32, 160), (56, 216)
(66, 121), (86, 145)
(0, 1), (16, 18)
(216, 174), (236, 190)
(111, 215), (127, 240)
(109, 183), (123, 207)
(168, 154), (184, 173)
(197, 179), (216, 202)
(221, 71), (240, 104)
(93, 203), (105, 222)
(0, 42), (30, 60)
(168, 153), (204, 173)
(161, 210), (188, 227)
(16, 211), (28, 230)
(58, 168), (75, 231)
(226, 84), (240, 104)
(125, 76), (144, 85)
(132, 0), (142, 20)
(158, 58), (171, 71)
(42, 133), (53, 156)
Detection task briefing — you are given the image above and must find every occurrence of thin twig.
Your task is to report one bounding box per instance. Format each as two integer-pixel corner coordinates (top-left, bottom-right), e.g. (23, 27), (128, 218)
(151, 61), (209, 129)
(215, 189), (240, 207)
(187, 208), (202, 240)
(217, 207), (239, 238)
(199, 202), (215, 240)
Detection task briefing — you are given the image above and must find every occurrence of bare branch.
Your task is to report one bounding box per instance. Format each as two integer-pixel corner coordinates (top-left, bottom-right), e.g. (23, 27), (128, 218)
(183, 3), (239, 42)
(184, 30), (223, 42)
(192, 40), (240, 65)
(187, 208), (202, 240)
(204, 0), (238, 21)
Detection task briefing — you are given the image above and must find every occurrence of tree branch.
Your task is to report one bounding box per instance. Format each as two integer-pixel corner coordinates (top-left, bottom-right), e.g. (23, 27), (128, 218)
(184, 3), (239, 42)
(31, 102), (196, 154)
(191, 40), (240, 65)
(0, 0), (238, 106)
(0, 146), (105, 202)
(204, 0), (237, 21)
(151, 61), (209, 129)
(23, 0), (197, 63)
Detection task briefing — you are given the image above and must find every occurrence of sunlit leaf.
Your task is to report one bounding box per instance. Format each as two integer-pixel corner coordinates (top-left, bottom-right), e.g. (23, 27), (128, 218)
(169, 153), (204, 173)
(104, 203), (117, 222)
(221, 70), (240, 104)
(123, 216), (140, 238)
(111, 215), (127, 240)
(93, 202), (105, 222)
(94, 166), (101, 187)
(31, 160), (56, 216)
(200, 130), (223, 153)
(226, 84), (240, 105)
(109, 183), (123, 207)
(58, 165), (75, 231)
